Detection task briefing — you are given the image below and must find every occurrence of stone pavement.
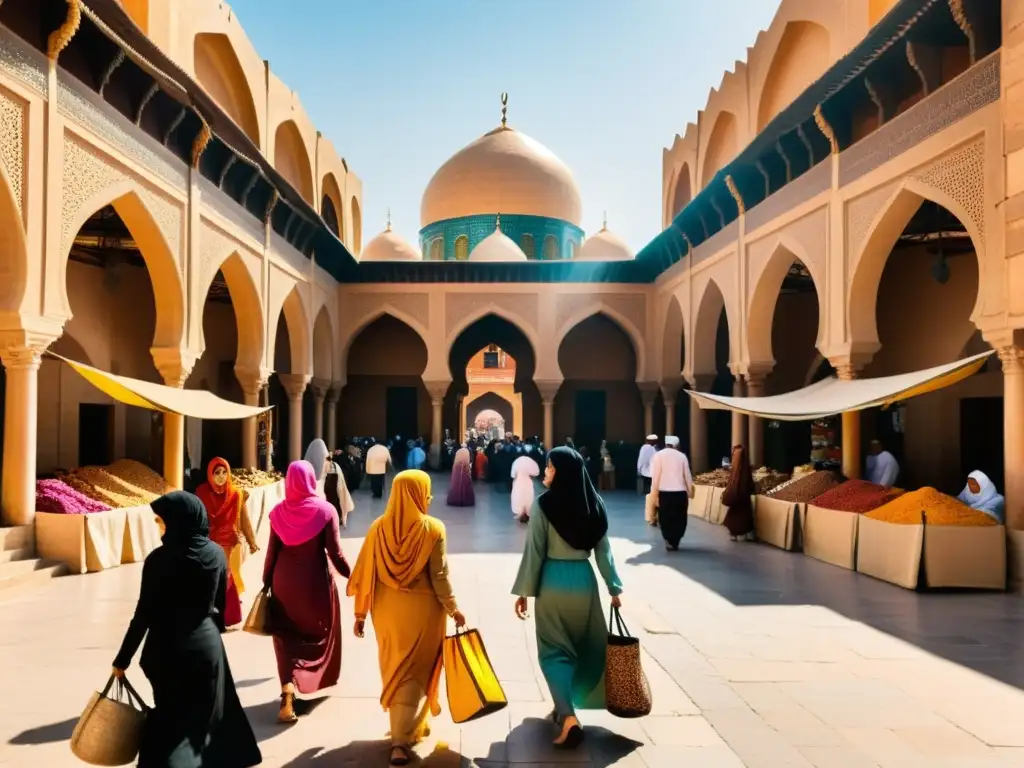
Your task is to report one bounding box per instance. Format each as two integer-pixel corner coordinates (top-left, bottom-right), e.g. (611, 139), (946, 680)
(3, 475), (1024, 767)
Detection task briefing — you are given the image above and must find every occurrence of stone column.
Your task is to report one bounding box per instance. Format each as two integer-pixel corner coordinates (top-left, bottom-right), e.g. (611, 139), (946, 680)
(423, 381), (451, 469)
(311, 378), (330, 441)
(688, 374), (713, 473)
(730, 375), (747, 450)
(325, 384), (342, 451)
(0, 343), (46, 526)
(235, 366), (269, 470)
(1000, 346), (1024, 532)
(639, 383), (659, 439)
(836, 364), (862, 480)
(661, 379), (680, 438)
(536, 381), (561, 449)
(746, 373), (767, 468)
(278, 373), (310, 463)
(152, 348), (196, 490)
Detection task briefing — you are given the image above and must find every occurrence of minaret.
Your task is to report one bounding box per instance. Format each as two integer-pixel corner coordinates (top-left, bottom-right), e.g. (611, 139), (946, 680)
(500, 92), (508, 128)
(386, 207), (392, 232)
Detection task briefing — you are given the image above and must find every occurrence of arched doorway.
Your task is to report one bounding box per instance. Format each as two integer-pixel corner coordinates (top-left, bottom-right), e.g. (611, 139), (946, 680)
(268, 287), (310, 465)
(692, 280), (734, 470)
(661, 295), (690, 450)
(340, 315), (429, 442)
(459, 345), (522, 439)
(467, 396), (515, 440)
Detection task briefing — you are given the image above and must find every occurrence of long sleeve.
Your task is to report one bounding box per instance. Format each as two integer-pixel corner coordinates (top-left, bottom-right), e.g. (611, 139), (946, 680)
(238, 492), (257, 550)
(511, 501), (548, 598)
(593, 535), (623, 597)
(213, 560), (227, 633)
(324, 516), (351, 578)
(427, 535), (459, 615)
(263, 530), (281, 588)
(113, 557), (158, 669)
(682, 454), (695, 496)
(879, 456), (899, 488)
(650, 452), (662, 493)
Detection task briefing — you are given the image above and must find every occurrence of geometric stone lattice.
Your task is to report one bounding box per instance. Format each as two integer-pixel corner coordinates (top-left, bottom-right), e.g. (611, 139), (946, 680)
(912, 139), (985, 247)
(0, 86), (25, 214)
(845, 181), (898, 268)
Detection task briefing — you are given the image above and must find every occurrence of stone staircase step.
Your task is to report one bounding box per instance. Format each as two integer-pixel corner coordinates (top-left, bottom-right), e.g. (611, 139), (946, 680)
(0, 557), (68, 594)
(0, 525), (34, 554)
(0, 546), (35, 565)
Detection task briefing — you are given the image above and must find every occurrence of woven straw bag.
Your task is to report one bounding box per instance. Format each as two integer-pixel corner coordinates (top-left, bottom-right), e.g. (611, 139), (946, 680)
(604, 607), (652, 718)
(243, 586), (273, 636)
(70, 674), (149, 766)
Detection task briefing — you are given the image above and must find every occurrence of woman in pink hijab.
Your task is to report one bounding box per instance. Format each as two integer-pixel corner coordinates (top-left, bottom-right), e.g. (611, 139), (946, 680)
(264, 460), (351, 724)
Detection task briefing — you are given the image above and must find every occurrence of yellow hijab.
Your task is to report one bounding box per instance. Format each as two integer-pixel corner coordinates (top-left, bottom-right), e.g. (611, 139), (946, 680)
(347, 469), (445, 616)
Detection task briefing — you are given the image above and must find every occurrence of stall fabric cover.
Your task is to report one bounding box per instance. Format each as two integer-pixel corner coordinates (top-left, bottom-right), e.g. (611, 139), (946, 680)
(685, 351), (992, 421)
(50, 354), (273, 420)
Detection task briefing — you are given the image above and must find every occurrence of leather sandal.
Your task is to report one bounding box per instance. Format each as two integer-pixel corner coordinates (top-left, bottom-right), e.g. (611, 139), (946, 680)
(277, 692), (298, 724)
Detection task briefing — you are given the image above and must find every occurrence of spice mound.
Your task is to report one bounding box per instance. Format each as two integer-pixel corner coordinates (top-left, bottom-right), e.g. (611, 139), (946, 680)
(694, 468), (731, 488)
(753, 467), (790, 495)
(35, 479), (112, 515)
(766, 470), (845, 502)
(809, 479), (902, 513)
(61, 460), (170, 508)
(866, 487), (999, 526)
(234, 468), (283, 488)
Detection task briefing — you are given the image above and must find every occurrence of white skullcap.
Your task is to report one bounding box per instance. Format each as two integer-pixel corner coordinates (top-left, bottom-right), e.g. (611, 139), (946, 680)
(665, 435), (680, 447)
(646, 434), (658, 441)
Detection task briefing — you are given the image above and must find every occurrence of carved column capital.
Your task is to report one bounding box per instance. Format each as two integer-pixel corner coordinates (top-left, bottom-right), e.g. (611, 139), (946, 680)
(235, 365), (272, 397)
(278, 373), (311, 401)
(687, 373), (716, 393)
(311, 377), (332, 401)
(423, 380), (451, 405)
(745, 372), (768, 395)
(834, 364), (861, 382)
(536, 380), (563, 404)
(0, 330), (57, 372)
(150, 346), (197, 388)
(998, 346), (1024, 374)
(326, 382), (344, 404)
(638, 382), (660, 407)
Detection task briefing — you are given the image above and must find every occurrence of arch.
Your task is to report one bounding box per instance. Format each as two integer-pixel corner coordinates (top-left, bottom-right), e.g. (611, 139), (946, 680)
(747, 240), (827, 364)
(197, 250), (264, 371)
(340, 307), (431, 373)
(0, 161), (28, 313)
(445, 305), (541, 365)
(454, 234), (469, 261)
(429, 238), (444, 261)
(465, 392), (515, 434)
(193, 33), (260, 146)
(567, 241), (578, 260)
(542, 235), (559, 261)
(321, 172), (344, 239)
(848, 180), (985, 349)
(312, 306), (334, 380)
(520, 234), (536, 259)
(63, 185), (185, 350)
(351, 197), (362, 254)
(670, 163), (692, 219)
(700, 111), (738, 190)
(756, 21), (831, 132)
(691, 278), (731, 376)
(273, 120), (314, 204)
(556, 306), (647, 382)
(276, 286), (311, 374)
(661, 292), (686, 381)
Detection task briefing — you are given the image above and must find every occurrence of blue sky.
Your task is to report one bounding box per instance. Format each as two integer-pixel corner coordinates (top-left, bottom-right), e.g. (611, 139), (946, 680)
(230, 0), (779, 253)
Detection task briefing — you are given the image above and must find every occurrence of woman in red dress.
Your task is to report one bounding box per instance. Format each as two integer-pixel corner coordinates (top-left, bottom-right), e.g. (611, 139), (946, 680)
(195, 457), (258, 627)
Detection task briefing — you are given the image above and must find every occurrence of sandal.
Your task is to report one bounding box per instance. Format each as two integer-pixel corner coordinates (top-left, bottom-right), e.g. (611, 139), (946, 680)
(554, 724), (585, 750)
(277, 692), (298, 724)
(390, 745), (412, 766)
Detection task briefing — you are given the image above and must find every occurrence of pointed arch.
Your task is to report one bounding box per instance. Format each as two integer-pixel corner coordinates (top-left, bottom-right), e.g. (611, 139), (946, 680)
(321, 172), (344, 240)
(556, 306), (647, 382)
(445, 304), (541, 363)
(848, 180), (985, 349)
(351, 197), (362, 254)
(756, 21), (831, 132)
(276, 285), (311, 375)
(700, 111), (738, 190)
(62, 185), (185, 350)
(747, 239), (827, 364)
(670, 163), (692, 219)
(273, 120), (314, 204)
(691, 277), (732, 376)
(0, 160), (27, 313)
(312, 306), (334, 380)
(340, 307), (430, 372)
(193, 33), (260, 146)
(661, 292), (686, 381)
(198, 250), (264, 371)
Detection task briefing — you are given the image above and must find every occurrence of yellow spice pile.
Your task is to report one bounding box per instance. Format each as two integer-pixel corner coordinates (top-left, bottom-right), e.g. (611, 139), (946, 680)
(865, 487), (998, 526)
(62, 460), (170, 508)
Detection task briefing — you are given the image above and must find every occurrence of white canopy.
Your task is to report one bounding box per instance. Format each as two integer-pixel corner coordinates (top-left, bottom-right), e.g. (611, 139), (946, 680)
(685, 352), (992, 421)
(50, 353), (273, 420)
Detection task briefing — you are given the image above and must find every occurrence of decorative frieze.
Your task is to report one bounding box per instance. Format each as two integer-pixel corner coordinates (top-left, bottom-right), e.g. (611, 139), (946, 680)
(0, 86), (25, 214)
(912, 139), (985, 246)
(845, 182), (898, 265)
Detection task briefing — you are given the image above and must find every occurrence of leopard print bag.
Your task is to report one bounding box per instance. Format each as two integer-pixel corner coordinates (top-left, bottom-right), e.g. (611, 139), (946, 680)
(604, 606), (652, 718)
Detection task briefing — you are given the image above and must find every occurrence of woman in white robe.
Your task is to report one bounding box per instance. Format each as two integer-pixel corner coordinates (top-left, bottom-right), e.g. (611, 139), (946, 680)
(511, 454), (540, 521)
(304, 439), (355, 527)
(958, 470), (1005, 524)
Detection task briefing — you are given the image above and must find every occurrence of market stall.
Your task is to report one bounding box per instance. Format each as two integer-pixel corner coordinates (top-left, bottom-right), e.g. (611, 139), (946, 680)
(34, 355), (276, 574)
(685, 352), (1006, 589)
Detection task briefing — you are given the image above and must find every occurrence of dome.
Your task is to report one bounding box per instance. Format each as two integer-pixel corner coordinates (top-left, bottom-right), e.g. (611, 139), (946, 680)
(421, 120), (582, 227)
(359, 217), (422, 262)
(469, 219), (528, 262)
(576, 217), (634, 261)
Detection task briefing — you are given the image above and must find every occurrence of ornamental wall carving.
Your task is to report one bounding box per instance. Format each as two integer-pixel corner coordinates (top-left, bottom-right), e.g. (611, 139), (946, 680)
(845, 181), (898, 268)
(747, 206), (828, 298)
(0, 85), (24, 215)
(911, 139), (985, 247)
(197, 219), (262, 299)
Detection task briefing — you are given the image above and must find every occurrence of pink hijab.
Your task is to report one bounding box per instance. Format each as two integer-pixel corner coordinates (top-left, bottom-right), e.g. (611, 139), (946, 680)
(269, 460), (336, 546)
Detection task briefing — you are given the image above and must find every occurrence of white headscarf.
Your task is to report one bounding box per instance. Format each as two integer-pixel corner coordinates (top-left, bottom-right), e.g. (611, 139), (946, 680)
(958, 470), (1005, 523)
(303, 438), (330, 482)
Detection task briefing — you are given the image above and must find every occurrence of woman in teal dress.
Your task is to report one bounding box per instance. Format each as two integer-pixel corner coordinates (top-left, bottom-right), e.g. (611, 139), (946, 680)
(512, 446), (623, 749)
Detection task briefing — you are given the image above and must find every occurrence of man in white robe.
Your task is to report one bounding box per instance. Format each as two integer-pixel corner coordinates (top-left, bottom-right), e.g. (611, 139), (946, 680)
(865, 440), (899, 488)
(637, 435), (658, 495)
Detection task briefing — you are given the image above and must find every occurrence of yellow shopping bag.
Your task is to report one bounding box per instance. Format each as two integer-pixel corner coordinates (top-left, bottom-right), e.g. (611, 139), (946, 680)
(442, 627), (507, 724)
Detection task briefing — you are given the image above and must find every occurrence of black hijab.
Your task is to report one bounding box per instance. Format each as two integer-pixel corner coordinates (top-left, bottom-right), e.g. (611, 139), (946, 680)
(537, 446), (609, 552)
(152, 491), (220, 569)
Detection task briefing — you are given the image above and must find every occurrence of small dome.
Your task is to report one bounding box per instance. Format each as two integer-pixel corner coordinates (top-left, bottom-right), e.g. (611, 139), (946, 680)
(576, 217), (634, 261)
(469, 219), (528, 262)
(420, 106), (582, 227)
(359, 218), (422, 262)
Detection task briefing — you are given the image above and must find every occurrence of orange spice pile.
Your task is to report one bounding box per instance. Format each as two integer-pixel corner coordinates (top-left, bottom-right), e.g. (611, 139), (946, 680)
(865, 487), (998, 526)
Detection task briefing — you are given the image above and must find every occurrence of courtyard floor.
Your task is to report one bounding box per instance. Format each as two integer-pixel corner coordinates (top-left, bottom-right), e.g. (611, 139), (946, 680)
(2, 475), (1024, 767)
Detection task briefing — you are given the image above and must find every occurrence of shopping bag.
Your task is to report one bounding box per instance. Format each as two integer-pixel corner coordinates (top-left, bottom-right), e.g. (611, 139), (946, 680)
(243, 586), (273, 636)
(442, 627), (508, 724)
(604, 606), (652, 718)
(644, 493), (658, 525)
(70, 674), (149, 766)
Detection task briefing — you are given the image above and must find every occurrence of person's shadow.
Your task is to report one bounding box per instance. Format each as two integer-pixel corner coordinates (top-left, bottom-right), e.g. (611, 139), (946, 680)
(280, 741), (474, 766)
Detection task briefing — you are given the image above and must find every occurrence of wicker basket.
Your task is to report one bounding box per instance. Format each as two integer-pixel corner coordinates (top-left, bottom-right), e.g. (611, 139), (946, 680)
(70, 674), (148, 766)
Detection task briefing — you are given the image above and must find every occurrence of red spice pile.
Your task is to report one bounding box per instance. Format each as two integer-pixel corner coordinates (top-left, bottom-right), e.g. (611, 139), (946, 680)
(809, 479), (903, 513)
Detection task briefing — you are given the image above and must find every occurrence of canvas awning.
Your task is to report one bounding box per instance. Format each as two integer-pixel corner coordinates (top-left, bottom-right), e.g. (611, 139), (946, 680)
(50, 354), (272, 420)
(685, 352), (992, 421)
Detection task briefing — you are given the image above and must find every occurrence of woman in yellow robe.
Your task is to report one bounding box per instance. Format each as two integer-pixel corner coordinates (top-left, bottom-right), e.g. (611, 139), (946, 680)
(347, 470), (465, 766)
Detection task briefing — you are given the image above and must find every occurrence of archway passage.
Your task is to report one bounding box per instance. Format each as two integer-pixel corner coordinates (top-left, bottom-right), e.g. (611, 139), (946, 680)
(460, 345), (522, 439)
(339, 315), (428, 443)
(691, 280), (734, 470)
(857, 199), (987, 492)
(268, 287), (310, 466)
(447, 315), (539, 440)
(469, 396), (514, 439)
(193, 33), (260, 146)
(661, 296), (690, 450)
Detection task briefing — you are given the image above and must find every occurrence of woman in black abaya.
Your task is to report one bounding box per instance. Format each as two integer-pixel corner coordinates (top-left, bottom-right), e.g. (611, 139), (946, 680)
(113, 491), (261, 767)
